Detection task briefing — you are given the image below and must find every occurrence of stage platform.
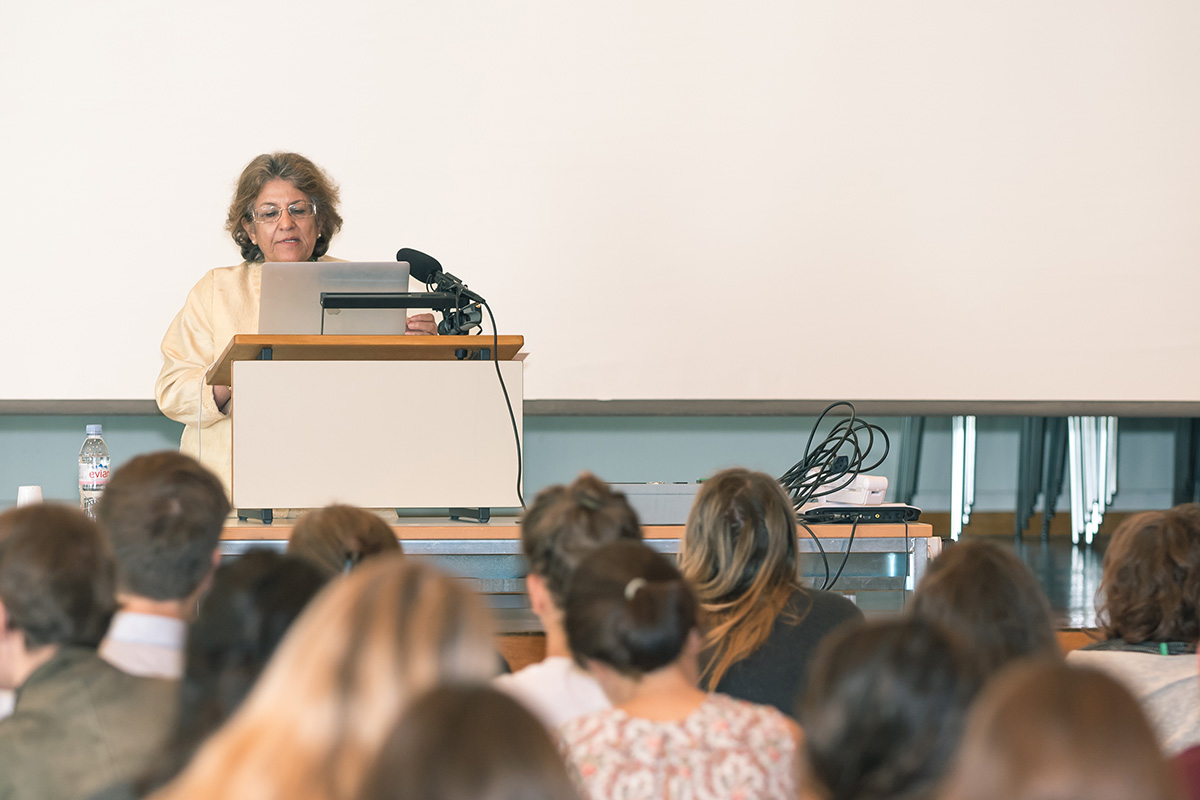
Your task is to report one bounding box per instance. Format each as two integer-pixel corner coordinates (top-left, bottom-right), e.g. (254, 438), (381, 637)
(221, 515), (939, 633)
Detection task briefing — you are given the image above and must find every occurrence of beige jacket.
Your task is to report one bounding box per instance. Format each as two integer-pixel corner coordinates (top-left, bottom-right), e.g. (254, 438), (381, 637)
(155, 258), (338, 494)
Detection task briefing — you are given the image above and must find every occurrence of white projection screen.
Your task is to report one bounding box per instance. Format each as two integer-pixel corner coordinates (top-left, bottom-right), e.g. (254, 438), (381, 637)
(2, 1), (1198, 410)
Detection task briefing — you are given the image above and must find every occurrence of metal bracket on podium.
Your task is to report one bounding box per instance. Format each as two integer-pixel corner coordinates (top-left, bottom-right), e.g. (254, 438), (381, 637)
(450, 507), (491, 523)
(237, 508), (274, 524)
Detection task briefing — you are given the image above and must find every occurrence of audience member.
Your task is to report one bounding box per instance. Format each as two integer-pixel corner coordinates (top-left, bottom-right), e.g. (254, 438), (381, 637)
(940, 661), (1182, 800)
(1175, 639), (1200, 800)
(90, 550), (327, 800)
(1069, 505), (1200, 754)
(0, 504), (175, 799)
(96, 451), (230, 679)
(560, 540), (797, 800)
(151, 556), (498, 800)
(495, 473), (642, 728)
(287, 504), (402, 579)
(358, 684), (582, 800)
(799, 618), (982, 800)
(910, 539), (1060, 676)
(678, 467), (862, 716)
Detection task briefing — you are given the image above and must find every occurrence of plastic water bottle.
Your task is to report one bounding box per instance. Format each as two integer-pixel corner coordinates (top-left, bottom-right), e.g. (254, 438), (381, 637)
(79, 424), (110, 519)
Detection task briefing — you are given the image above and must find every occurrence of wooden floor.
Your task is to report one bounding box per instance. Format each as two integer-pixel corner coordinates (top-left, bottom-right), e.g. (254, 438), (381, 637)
(956, 531), (1108, 630)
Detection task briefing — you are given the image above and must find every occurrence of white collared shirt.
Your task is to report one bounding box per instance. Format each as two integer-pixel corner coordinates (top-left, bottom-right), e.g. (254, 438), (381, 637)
(100, 611), (188, 680)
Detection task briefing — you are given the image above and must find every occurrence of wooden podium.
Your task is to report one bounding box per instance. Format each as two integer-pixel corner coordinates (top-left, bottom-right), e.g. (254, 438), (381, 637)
(207, 335), (524, 520)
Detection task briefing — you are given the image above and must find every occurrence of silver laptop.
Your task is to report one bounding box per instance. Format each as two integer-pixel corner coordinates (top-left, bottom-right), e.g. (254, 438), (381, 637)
(258, 261), (413, 335)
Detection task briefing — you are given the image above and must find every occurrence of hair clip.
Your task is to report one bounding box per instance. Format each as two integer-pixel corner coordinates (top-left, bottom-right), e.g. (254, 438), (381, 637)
(624, 577), (647, 601)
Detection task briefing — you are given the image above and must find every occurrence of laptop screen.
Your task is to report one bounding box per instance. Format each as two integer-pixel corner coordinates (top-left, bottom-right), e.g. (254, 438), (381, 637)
(257, 261), (414, 335)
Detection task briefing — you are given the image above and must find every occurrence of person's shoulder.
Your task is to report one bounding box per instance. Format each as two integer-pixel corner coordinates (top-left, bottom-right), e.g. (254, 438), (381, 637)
(208, 261), (259, 279)
(504, 655), (601, 685)
(81, 653), (177, 704)
(85, 781), (139, 800)
(796, 587), (863, 619)
(559, 704), (623, 742)
(496, 657), (609, 729)
(186, 261), (256, 292)
(497, 656), (564, 682)
(706, 693), (797, 737)
(0, 708), (32, 744)
(495, 657), (566, 692)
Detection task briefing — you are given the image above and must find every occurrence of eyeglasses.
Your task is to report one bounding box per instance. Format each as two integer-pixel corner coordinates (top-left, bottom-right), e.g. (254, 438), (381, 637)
(251, 201), (317, 225)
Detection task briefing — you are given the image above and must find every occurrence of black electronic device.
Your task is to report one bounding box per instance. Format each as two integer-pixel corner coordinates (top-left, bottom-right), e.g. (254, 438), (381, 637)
(800, 504), (921, 525)
(396, 247), (484, 335)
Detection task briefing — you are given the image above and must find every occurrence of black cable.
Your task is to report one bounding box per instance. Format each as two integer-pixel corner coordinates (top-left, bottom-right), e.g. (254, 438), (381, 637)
(779, 402), (890, 592)
(422, 271), (523, 509)
(825, 518), (859, 591)
(778, 402), (890, 511)
(798, 519), (830, 592)
(482, 301), (526, 510)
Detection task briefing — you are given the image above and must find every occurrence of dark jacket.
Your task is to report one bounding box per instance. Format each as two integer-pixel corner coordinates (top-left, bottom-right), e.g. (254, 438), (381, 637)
(708, 588), (863, 717)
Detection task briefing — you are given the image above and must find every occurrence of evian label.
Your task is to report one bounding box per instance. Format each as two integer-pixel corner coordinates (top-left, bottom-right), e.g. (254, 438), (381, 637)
(79, 459), (111, 488)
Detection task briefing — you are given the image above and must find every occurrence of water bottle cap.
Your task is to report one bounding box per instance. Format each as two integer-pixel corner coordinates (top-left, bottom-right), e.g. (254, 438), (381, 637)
(86, 424), (103, 436)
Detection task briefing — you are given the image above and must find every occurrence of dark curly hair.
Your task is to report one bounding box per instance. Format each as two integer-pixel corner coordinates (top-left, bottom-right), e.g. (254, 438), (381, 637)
(225, 152), (343, 262)
(1097, 505), (1200, 644)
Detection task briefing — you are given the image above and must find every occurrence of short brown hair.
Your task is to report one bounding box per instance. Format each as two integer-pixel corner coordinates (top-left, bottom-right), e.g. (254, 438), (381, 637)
(360, 685), (582, 800)
(1097, 506), (1200, 644)
(225, 152), (343, 262)
(941, 662), (1181, 800)
(97, 451), (230, 601)
(800, 618), (982, 800)
(0, 504), (117, 648)
(911, 540), (1060, 676)
(520, 473), (642, 607)
(287, 505), (401, 580)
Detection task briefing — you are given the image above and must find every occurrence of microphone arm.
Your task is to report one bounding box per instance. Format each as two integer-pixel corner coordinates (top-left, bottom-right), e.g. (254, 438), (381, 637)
(431, 271), (486, 305)
(397, 247), (486, 305)
(396, 247), (484, 335)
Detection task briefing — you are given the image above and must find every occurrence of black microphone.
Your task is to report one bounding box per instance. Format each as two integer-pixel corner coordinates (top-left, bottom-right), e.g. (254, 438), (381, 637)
(395, 248), (485, 304)
(396, 247), (443, 284)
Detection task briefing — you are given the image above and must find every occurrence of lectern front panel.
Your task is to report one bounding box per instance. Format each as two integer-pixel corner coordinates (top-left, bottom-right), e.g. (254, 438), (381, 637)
(231, 360), (522, 509)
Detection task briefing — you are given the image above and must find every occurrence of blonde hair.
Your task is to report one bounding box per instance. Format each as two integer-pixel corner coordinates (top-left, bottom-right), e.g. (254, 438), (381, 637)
(287, 504), (401, 579)
(678, 468), (805, 689)
(150, 556), (497, 800)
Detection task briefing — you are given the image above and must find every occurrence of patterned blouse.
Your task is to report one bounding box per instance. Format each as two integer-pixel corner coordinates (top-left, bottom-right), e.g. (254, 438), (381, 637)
(559, 693), (797, 800)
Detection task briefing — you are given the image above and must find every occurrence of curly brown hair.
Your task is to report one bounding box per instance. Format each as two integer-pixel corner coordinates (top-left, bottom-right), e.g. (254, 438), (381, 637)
(225, 152), (344, 262)
(519, 473), (643, 608)
(1098, 505), (1200, 644)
